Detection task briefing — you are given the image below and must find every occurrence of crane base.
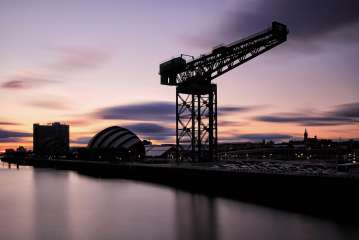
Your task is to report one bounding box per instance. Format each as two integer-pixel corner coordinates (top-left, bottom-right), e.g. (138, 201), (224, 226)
(176, 83), (217, 162)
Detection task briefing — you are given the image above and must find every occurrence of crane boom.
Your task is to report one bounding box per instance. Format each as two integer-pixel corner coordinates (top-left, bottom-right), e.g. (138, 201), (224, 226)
(160, 21), (288, 86)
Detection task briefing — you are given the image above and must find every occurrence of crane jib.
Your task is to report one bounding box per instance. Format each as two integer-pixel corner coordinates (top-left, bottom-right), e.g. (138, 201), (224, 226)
(159, 21), (288, 86)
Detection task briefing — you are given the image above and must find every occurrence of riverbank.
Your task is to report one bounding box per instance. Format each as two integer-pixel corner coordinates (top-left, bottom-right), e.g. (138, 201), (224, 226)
(3, 157), (359, 222)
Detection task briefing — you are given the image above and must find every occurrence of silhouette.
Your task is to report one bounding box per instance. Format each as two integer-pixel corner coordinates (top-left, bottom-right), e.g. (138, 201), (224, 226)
(86, 126), (145, 161)
(33, 122), (69, 157)
(159, 22), (288, 162)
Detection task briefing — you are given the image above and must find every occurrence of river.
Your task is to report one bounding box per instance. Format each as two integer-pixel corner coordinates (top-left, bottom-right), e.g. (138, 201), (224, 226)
(0, 162), (358, 240)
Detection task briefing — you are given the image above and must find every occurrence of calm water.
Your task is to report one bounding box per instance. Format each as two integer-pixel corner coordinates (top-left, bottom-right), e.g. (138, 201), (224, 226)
(0, 162), (358, 240)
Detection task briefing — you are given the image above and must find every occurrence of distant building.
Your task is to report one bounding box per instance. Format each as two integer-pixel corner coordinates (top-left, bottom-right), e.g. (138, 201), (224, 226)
(87, 126), (145, 161)
(145, 145), (176, 160)
(33, 122), (69, 156)
(216, 129), (359, 162)
(3, 146), (30, 160)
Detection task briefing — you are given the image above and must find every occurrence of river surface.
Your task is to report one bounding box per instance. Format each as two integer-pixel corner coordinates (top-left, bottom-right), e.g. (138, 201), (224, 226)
(0, 162), (358, 240)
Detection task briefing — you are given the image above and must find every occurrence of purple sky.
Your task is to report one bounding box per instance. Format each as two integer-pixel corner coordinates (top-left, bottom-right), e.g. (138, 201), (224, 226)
(1, 0), (359, 150)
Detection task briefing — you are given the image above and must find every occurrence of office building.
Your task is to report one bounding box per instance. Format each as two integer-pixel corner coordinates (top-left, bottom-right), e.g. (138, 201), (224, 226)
(33, 122), (69, 156)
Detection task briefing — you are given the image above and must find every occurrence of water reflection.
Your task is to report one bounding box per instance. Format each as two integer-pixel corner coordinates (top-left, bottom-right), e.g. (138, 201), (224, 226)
(175, 191), (217, 240)
(32, 169), (71, 240)
(0, 167), (358, 240)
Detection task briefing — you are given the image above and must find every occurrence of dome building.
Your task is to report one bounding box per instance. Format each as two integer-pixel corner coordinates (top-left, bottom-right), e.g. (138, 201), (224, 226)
(87, 126), (145, 161)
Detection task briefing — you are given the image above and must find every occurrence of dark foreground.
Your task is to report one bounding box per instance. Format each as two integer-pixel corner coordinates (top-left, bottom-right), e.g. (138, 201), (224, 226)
(3, 158), (359, 222)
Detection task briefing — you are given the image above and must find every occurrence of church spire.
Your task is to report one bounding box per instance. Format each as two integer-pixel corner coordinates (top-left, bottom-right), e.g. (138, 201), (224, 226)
(304, 128), (308, 142)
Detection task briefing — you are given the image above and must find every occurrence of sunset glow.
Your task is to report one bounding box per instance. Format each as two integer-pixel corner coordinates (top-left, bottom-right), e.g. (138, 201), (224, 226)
(1, 0), (358, 151)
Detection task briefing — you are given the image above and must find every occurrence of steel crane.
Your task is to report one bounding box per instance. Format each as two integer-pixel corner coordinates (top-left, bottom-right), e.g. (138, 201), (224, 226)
(159, 21), (289, 162)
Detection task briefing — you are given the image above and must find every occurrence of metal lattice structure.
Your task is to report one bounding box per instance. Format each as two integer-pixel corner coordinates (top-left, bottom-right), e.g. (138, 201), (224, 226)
(176, 83), (217, 161)
(160, 22), (289, 162)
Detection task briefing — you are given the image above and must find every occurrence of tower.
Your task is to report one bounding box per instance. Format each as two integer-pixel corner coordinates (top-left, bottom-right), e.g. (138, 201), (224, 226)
(304, 128), (308, 142)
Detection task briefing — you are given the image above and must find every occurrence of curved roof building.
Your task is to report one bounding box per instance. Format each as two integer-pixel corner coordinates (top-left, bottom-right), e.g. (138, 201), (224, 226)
(88, 126), (145, 161)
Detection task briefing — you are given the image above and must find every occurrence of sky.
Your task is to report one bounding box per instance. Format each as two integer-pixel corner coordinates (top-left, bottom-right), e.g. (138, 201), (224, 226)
(1, 0), (359, 151)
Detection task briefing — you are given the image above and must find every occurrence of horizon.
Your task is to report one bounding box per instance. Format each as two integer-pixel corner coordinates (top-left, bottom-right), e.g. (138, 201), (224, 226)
(1, 0), (359, 151)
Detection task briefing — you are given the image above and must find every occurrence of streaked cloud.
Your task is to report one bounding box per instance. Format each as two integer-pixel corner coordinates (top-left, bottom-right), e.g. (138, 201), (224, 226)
(210, 105), (263, 117)
(224, 133), (293, 142)
(51, 46), (111, 72)
(65, 119), (91, 127)
(219, 105), (265, 115)
(92, 101), (259, 122)
(90, 101), (262, 141)
(0, 121), (20, 126)
(183, 0), (359, 50)
(255, 102), (359, 126)
(1, 46), (109, 91)
(71, 136), (92, 145)
(1, 73), (57, 90)
(218, 120), (247, 127)
(0, 137), (24, 143)
(28, 99), (70, 110)
(0, 129), (32, 139)
(221, 0), (359, 41)
(123, 122), (173, 141)
(92, 102), (175, 121)
(330, 102), (359, 118)
(256, 115), (357, 126)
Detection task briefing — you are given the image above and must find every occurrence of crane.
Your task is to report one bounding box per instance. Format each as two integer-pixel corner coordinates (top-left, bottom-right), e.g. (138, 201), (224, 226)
(159, 21), (289, 162)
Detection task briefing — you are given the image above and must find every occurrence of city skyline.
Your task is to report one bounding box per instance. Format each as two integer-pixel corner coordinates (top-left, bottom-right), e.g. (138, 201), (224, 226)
(1, 0), (359, 151)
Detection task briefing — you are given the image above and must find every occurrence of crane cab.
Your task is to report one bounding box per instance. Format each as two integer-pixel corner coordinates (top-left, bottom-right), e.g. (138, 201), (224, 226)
(159, 57), (186, 85)
(272, 21), (288, 40)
